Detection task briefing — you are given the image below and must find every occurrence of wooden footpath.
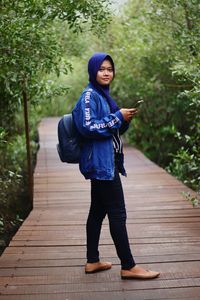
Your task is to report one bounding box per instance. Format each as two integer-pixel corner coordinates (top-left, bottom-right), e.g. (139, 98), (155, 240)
(0, 117), (200, 300)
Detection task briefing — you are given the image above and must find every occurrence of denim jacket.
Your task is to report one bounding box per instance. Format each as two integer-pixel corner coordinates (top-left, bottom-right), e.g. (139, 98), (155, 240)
(72, 83), (128, 180)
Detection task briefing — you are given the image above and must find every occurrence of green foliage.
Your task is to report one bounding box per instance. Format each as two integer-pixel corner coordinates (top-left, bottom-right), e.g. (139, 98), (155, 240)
(148, 0), (200, 191)
(97, 0), (199, 192)
(182, 191), (199, 208)
(47, 0), (199, 193)
(0, 118), (38, 232)
(0, 0), (111, 125)
(166, 84), (200, 191)
(36, 57), (88, 117)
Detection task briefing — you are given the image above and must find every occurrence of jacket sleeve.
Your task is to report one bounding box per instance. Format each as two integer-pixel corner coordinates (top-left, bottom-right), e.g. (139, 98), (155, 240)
(119, 121), (129, 135)
(72, 89), (124, 139)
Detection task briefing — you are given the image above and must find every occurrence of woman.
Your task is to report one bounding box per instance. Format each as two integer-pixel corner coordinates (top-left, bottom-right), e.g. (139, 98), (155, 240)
(72, 52), (160, 279)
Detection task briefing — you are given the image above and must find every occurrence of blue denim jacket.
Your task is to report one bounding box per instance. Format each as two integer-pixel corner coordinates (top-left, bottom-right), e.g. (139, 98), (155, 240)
(72, 83), (128, 180)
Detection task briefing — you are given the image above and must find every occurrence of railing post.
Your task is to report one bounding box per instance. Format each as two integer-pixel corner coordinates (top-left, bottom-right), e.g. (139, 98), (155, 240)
(22, 88), (33, 203)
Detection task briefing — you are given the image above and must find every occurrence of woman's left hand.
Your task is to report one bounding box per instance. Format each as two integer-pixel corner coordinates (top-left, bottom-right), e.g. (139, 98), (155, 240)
(120, 108), (138, 122)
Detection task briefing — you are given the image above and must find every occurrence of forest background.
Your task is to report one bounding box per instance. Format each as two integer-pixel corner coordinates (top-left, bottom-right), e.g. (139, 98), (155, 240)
(0, 0), (199, 251)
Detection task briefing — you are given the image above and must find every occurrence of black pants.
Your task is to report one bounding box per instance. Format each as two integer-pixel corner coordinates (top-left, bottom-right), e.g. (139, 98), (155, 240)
(86, 168), (136, 270)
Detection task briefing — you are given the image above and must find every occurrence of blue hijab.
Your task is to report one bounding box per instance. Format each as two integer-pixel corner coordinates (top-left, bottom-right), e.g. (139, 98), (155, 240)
(88, 52), (119, 113)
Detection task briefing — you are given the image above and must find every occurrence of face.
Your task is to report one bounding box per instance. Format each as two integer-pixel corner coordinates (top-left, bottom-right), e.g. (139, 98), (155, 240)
(96, 59), (114, 86)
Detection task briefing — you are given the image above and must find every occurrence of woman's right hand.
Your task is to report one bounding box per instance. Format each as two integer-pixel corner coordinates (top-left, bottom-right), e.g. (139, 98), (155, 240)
(120, 108), (138, 122)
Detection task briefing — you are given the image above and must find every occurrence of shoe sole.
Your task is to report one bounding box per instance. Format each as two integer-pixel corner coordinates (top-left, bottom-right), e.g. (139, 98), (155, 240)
(85, 267), (111, 274)
(121, 274), (160, 280)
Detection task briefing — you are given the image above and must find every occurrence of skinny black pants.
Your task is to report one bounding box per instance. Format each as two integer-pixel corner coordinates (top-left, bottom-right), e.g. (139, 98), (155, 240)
(86, 167), (136, 270)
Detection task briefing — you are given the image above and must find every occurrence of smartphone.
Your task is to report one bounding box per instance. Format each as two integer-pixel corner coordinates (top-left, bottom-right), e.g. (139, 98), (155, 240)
(134, 99), (144, 108)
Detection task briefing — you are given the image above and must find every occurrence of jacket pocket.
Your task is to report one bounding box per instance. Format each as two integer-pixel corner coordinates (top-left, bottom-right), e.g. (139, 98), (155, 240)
(80, 143), (93, 173)
(88, 149), (92, 160)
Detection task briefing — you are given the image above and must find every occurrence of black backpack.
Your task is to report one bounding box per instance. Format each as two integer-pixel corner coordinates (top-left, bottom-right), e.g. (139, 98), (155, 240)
(57, 114), (81, 163)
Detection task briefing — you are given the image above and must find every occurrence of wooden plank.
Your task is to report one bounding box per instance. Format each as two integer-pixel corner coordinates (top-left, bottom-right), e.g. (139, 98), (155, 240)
(0, 261), (200, 279)
(0, 289), (200, 300)
(8, 238), (200, 247)
(3, 242), (200, 257)
(1, 278), (200, 295)
(1, 253), (200, 268)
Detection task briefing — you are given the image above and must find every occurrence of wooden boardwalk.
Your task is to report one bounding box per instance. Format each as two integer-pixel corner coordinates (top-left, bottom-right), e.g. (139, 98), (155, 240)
(0, 117), (200, 300)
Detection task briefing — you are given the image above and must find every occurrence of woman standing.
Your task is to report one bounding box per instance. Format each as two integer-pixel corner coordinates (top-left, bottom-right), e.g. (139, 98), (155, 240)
(72, 53), (160, 279)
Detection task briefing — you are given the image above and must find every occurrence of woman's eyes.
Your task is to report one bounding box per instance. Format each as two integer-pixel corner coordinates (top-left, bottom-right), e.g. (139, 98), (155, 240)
(99, 68), (113, 72)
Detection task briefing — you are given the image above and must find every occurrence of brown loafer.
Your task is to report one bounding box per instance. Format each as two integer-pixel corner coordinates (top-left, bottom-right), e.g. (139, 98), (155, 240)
(85, 261), (112, 274)
(121, 265), (160, 280)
